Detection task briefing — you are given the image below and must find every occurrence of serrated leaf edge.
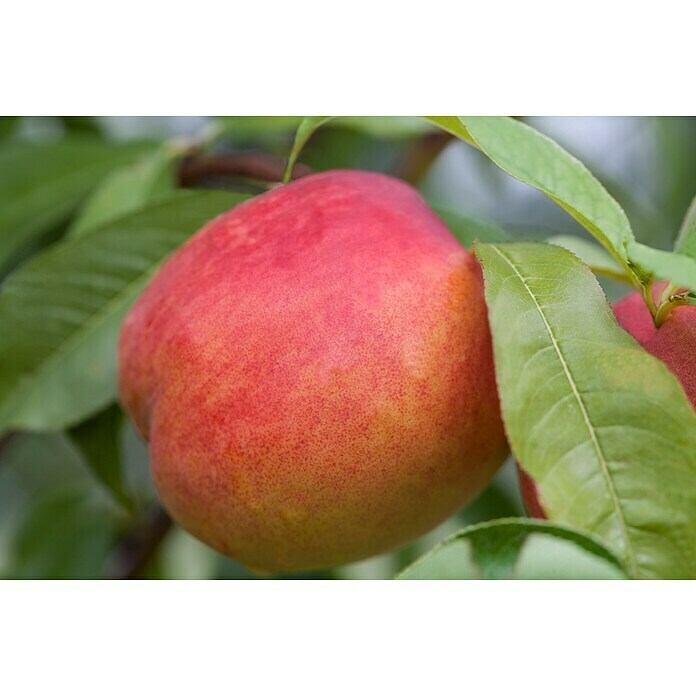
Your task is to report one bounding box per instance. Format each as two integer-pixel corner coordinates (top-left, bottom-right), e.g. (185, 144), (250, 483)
(486, 243), (639, 578)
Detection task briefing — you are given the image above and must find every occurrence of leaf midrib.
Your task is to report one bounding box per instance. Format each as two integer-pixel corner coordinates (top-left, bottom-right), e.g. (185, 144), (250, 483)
(490, 244), (639, 578)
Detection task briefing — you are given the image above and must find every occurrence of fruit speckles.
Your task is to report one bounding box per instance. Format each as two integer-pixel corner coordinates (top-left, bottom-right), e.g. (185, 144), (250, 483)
(613, 291), (695, 407)
(119, 170), (508, 572)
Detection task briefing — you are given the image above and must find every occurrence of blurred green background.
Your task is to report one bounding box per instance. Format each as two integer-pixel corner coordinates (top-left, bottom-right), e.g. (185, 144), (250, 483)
(0, 116), (693, 579)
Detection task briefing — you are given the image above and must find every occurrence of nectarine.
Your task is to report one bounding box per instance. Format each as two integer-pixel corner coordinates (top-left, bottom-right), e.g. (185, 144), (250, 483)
(119, 170), (508, 572)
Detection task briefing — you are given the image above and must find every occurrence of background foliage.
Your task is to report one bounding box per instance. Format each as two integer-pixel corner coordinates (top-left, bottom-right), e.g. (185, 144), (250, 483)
(0, 116), (694, 579)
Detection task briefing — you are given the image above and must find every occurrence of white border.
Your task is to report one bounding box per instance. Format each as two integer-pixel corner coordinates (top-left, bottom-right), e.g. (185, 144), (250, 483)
(3, 1), (694, 114)
(1, 581), (694, 695)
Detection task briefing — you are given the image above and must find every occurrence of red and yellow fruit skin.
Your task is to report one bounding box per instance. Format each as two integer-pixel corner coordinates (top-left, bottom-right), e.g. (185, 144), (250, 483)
(520, 289), (696, 519)
(119, 170), (508, 573)
(612, 291), (696, 407)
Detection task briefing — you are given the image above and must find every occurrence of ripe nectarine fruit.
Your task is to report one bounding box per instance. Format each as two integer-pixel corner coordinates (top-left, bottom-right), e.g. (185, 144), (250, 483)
(119, 170), (508, 573)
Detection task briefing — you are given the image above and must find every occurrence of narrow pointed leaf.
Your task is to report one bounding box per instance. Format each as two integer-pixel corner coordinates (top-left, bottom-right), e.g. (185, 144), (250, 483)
(284, 117), (436, 183)
(283, 117), (333, 183)
(426, 117), (634, 269)
(398, 519), (627, 580)
(476, 241), (696, 579)
(0, 191), (249, 435)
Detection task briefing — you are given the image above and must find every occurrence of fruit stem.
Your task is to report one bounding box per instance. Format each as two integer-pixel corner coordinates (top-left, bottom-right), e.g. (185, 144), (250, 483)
(649, 281), (689, 327)
(654, 294), (688, 327)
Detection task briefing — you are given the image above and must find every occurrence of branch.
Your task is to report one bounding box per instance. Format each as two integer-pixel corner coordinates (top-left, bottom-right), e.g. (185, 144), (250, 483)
(178, 152), (311, 187)
(106, 505), (173, 579)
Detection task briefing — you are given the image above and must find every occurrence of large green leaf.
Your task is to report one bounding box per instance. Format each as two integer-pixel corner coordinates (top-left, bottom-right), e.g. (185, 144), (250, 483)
(476, 241), (696, 579)
(426, 117), (634, 269)
(0, 138), (153, 275)
(675, 193), (696, 259)
(629, 242), (696, 291)
(0, 191), (249, 434)
(67, 147), (176, 239)
(398, 519), (627, 580)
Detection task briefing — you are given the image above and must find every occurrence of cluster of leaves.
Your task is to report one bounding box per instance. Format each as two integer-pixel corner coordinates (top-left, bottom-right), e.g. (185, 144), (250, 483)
(0, 116), (694, 579)
(415, 118), (696, 579)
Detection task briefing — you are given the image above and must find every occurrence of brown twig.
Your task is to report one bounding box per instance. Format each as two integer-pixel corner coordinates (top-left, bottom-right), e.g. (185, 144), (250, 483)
(106, 505), (173, 579)
(178, 152), (311, 187)
(397, 131), (453, 185)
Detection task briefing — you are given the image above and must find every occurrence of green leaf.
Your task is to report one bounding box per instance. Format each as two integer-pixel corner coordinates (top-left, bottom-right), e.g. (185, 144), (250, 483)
(0, 138), (153, 275)
(629, 242), (696, 291)
(547, 234), (630, 283)
(283, 117), (333, 183)
(675, 193), (696, 258)
(398, 519), (627, 580)
(0, 117), (19, 140)
(8, 488), (118, 579)
(476, 241), (696, 579)
(0, 190), (249, 435)
(422, 116), (476, 145)
(426, 117), (634, 269)
(67, 403), (131, 508)
(67, 148), (176, 239)
(283, 117), (435, 183)
(431, 205), (510, 248)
